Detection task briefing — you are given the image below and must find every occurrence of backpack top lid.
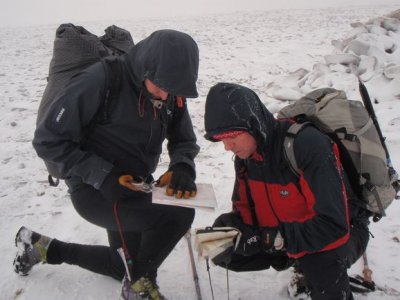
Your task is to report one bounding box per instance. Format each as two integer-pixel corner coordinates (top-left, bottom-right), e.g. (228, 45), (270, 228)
(278, 88), (355, 133)
(37, 23), (134, 121)
(100, 25), (134, 54)
(49, 23), (134, 76)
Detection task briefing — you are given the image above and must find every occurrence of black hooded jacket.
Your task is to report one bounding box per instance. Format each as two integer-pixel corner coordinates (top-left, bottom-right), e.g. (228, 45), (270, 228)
(33, 30), (200, 191)
(205, 83), (352, 258)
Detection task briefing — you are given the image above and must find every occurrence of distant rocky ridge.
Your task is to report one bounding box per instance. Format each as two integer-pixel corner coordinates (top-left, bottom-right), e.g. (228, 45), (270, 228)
(266, 9), (400, 103)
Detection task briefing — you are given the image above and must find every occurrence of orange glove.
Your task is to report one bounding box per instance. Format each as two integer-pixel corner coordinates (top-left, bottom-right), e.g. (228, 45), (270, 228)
(118, 175), (153, 193)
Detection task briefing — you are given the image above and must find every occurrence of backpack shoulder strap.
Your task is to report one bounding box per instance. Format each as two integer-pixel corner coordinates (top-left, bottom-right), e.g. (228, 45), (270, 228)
(97, 57), (122, 124)
(283, 122), (310, 177)
(81, 57), (121, 145)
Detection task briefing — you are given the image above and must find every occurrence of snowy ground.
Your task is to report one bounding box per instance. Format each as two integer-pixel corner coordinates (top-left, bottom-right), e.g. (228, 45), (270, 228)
(1, 4), (399, 300)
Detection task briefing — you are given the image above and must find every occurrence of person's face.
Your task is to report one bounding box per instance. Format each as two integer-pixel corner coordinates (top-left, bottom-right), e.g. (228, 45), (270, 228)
(220, 132), (257, 159)
(144, 79), (169, 100)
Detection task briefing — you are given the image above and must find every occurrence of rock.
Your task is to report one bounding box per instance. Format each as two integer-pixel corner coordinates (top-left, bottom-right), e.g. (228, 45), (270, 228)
(382, 18), (400, 32)
(309, 73), (332, 89)
(268, 85), (303, 101)
(388, 75), (400, 97)
(367, 24), (387, 35)
(358, 56), (378, 81)
(351, 22), (365, 28)
(331, 39), (345, 51)
(273, 68), (309, 88)
(329, 64), (349, 73)
(348, 25), (368, 36)
(344, 39), (370, 56)
(385, 9), (400, 20)
(324, 53), (360, 66)
(383, 65), (400, 79)
(305, 63), (330, 84)
(368, 45), (388, 65)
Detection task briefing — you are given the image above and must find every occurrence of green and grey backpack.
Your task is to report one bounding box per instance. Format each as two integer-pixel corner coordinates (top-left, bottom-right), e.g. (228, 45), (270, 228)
(277, 85), (399, 221)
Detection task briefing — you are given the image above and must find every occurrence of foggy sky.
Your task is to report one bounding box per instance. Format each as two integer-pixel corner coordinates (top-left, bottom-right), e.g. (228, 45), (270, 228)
(1, 0), (399, 27)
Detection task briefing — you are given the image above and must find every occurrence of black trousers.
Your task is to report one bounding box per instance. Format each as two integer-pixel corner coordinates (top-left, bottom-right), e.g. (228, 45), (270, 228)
(46, 185), (195, 282)
(214, 213), (369, 300)
(297, 220), (369, 300)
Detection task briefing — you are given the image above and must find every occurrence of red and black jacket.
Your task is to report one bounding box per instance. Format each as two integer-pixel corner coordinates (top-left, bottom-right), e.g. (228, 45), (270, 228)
(233, 124), (350, 258)
(204, 83), (351, 258)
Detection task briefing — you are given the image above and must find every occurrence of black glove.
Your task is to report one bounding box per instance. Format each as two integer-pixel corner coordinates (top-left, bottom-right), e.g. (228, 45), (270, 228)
(213, 212), (261, 256)
(156, 163), (196, 198)
(234, 225), (261, 256)
(213, 212), (243, 227)
(99, 167), (137, 202)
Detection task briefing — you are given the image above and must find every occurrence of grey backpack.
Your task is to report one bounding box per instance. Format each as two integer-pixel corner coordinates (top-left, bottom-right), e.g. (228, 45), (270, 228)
(277, 86), (399, 221)
(38, 23), (134, 185)
(38, 23), (134, 121)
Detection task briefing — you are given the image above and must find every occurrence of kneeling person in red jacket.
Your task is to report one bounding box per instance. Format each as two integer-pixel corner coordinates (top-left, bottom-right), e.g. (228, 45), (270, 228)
(204, 82), (370, 300)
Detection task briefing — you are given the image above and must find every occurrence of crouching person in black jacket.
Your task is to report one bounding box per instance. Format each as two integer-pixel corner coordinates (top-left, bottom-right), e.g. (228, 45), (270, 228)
(203, 83), (370, 300)
(13, 30), (201, 300)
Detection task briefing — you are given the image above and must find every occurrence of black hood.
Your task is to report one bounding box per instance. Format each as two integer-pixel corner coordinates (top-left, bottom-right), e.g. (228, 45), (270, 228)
(204, 83), (276, 148)
(126, 29), (199, 98)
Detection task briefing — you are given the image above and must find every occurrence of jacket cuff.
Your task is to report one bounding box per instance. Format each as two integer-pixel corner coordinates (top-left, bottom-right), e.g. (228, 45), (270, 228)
(88, 160), (113, 190)
(169, 162), (196, 180)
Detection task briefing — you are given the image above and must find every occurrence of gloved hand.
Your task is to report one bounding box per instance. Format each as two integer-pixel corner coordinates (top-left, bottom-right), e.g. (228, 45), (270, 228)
(156, 163), (196, 199)
(212, 212), (261, 256)
(195, 226), (240, 266)
(99, 167), (146, 202)
(233, 226), (261, 256)
(213, 212), (243, 227)
(260, 227), (284, 252)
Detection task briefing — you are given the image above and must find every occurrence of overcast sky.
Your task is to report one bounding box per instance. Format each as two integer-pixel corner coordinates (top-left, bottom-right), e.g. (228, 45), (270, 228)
(1, 0), (399, 27)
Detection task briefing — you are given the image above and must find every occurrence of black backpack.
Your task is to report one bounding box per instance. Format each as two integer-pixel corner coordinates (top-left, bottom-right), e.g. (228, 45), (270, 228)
(38, 23), (134, 185)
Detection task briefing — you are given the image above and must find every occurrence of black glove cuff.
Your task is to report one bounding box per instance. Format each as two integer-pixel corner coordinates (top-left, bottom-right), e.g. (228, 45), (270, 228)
(260, 227), (279, 252)
(169, 163), (196, 180)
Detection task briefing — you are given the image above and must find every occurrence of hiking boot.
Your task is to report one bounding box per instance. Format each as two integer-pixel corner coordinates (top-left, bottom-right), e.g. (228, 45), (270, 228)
(13, 226), (52, 276)
(120, 275), (166, 300)
(288, 267), (310, 300)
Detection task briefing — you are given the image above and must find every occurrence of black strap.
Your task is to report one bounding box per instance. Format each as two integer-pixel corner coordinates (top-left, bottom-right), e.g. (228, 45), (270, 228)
(97, 57), (122, 124)
(358, 80), (390, 160)
(81, 57), (121, 143)
(48, 174), (60, 187)
(243, 172), (259, 227)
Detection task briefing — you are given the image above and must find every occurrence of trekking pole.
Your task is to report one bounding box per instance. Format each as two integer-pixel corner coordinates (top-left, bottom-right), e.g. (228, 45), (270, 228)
(350, 251), (400, 295)
(361, 251), (375, 291)
(185, 230), (202, 300)
(206, 258), (215, 300)
(113, 202), (134, 281)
